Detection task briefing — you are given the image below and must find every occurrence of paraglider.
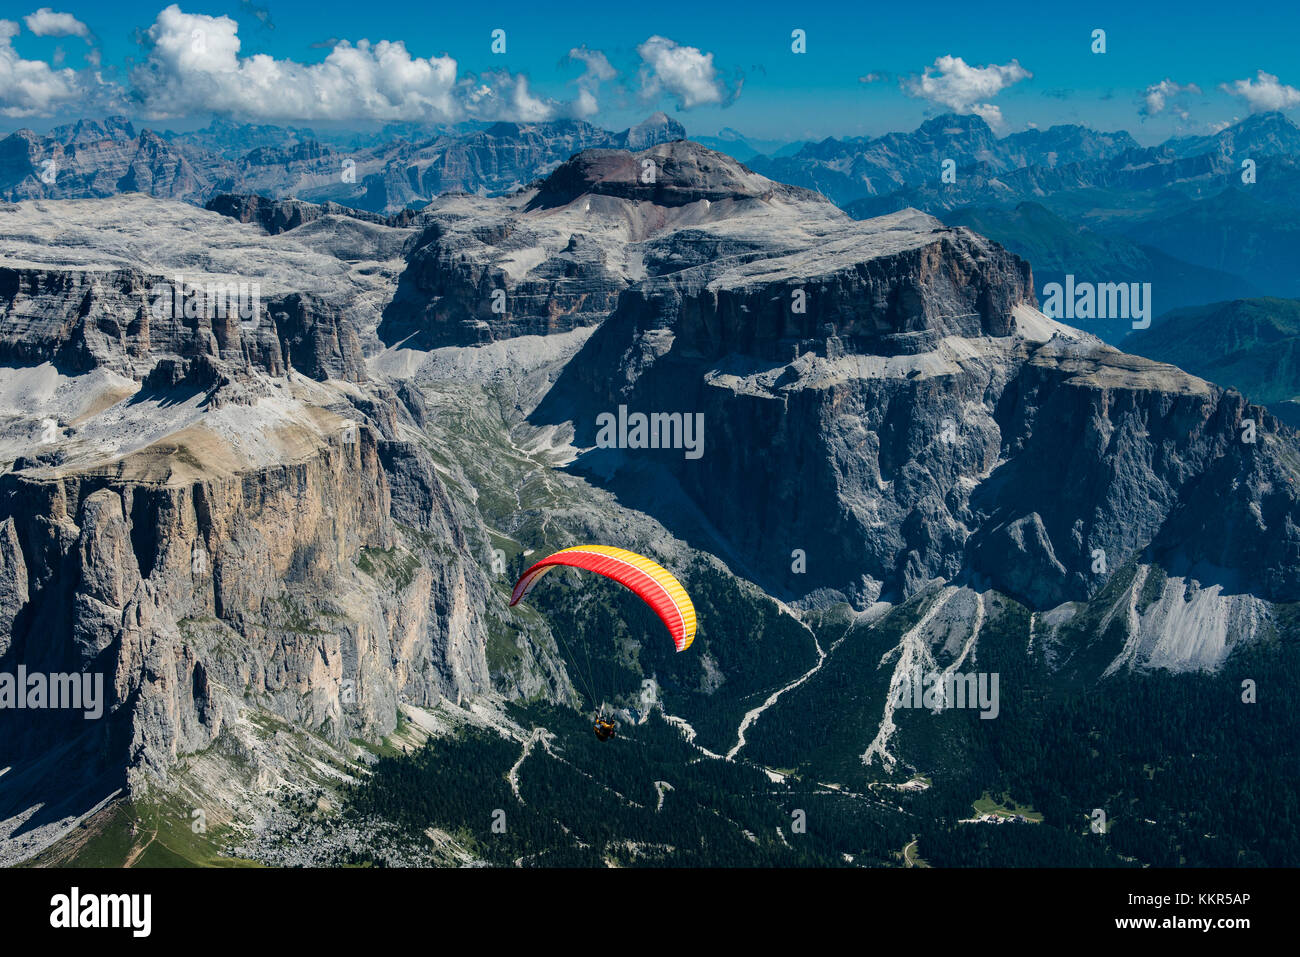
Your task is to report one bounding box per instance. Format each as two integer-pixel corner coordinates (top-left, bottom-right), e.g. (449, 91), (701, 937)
(509, 545), (697, 740)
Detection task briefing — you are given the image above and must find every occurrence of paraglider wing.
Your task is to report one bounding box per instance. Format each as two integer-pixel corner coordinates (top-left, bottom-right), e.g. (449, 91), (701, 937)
(509, 545), (696, 651)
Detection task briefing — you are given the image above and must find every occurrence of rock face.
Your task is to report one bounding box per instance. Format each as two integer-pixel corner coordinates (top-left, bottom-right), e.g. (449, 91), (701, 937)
(595, 214), (1031, 360)
(0, 265), (287, 380)
(0, 423), (491, 780)
(0, 195), (494, 813)
(269, 293), (369, 383)
(966, 344), (1298, 603)
(0, 264), (380, 390)
(0, 517), (26, 654)
(378, 213), (632, 348)
(592, 280), (1298, 608)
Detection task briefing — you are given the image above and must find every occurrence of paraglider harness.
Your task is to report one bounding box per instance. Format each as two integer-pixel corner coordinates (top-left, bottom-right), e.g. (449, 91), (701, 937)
(593, 717), (617, 741)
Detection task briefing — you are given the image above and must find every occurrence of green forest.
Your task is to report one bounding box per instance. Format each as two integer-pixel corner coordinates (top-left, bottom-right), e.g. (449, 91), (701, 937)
(331, 563), (1300, 867)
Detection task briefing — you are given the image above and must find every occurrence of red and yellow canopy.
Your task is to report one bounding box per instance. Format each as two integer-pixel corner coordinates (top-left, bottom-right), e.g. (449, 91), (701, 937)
(509, 545), (696, 652)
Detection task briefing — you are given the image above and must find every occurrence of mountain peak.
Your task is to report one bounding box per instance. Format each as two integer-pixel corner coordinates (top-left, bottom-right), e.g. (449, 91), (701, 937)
(527, 139), (787, 210)
(1166, 110), (1300, 159)
(1225, 110), (1300, 143)
(48, 115), (137, 144)
(1237, 110), (1296, 128)
(916, 112), (995, 138)
(621, 112), (687, 150)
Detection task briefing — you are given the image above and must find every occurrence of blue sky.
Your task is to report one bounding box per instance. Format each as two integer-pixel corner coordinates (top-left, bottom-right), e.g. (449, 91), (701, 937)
(3, 0), (1299, 143)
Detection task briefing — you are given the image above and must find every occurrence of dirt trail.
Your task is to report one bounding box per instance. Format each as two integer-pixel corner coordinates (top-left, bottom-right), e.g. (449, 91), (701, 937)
(725, 617), (856, 761)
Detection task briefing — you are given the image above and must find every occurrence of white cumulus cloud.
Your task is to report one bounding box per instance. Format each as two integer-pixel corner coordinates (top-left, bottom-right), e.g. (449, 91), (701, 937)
(569, 46), (615, 85)
(637, 35), (734, 110)
(23, 8), (90, 39)
(129, 5), (607, 125)
(132, 5), (461, 122)
(566, 46), (616, 119)
(1140, 78), (1201, 118)
(0, 18), (85, 116)
(460, 71), (565, 123)
(1220, 70), (1300, 113)
(904, 55), (1031, 127)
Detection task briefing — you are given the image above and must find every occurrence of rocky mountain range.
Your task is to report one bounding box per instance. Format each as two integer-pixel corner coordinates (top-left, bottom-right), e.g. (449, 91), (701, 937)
(1, 137), (1297, 866)
(748, 112), (1142, 209)
(759, 110), (1300, 214)
(0, 113), (688, 215)
(800, 112), (1300, 322)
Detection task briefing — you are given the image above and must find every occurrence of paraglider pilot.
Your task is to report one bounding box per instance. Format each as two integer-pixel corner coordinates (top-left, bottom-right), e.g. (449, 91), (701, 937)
(509, 546), (697, 747)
